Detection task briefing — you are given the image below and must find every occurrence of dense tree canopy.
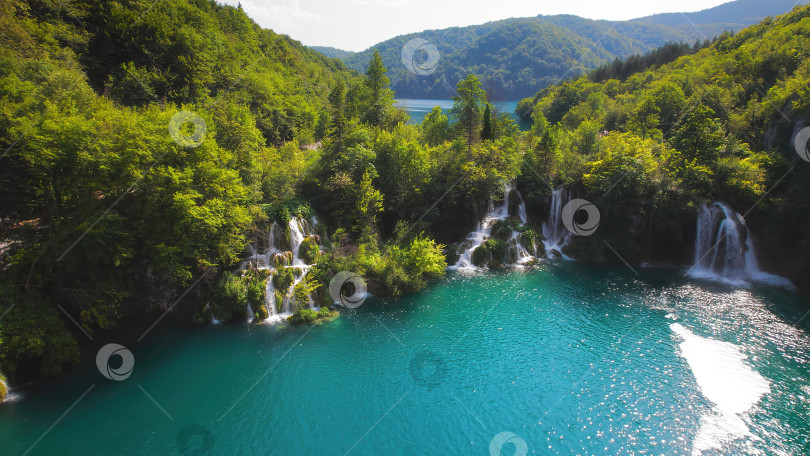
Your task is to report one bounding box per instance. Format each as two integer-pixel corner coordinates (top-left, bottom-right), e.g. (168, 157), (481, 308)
(516, 4), (810, 285)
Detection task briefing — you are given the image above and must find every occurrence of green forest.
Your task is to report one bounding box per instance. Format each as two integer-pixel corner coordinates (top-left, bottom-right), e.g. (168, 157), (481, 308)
(514, 8), (810, 283)
(338, 0), (805, 99)
(0, 0), (809, 401)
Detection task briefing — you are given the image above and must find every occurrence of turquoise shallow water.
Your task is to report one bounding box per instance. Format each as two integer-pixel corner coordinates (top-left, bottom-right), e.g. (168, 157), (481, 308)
(395, 99), (531, 131)
(1, 262), (809, 455)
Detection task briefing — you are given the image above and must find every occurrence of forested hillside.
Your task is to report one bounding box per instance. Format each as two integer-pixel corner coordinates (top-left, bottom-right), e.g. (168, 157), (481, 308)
(0, 0), (359, 379)
(0, 0), (518, 383)
(2, 0), (810, 395)
(515, 5), (810, 287)
(339, 0), (807, 99)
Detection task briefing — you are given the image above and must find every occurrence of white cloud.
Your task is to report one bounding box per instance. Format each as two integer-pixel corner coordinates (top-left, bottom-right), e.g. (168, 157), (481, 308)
(235, 0), (322, 31)
(350, 0), (414, 6)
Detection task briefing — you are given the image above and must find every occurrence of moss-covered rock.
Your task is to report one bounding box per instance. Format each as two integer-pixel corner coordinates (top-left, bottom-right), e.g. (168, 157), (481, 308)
(290, 308), (317, 324)
(274, 289), (284, 313)
(271, 252), (292, 268)
(254, 304), (269, 321)
(299, 236), (321, 264)
(508, 189), (521, 218)
(487, 259), (504, 269)
(289, 307), (339, 325)
(485, 239), (507, 263)
(0, 374), (7, 402)
(444, 244), (461, 265)
(490, 220), (517, 241)
(471, 245), (489, 267)
(563, 237), (609, 263)
(470, 239), (508, 267)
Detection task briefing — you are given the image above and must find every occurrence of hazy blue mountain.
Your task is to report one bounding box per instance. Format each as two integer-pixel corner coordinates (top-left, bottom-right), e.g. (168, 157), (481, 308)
(636, 0), (808, 28)
(309, 46), (355, 60)
(326, 0), (808, 99)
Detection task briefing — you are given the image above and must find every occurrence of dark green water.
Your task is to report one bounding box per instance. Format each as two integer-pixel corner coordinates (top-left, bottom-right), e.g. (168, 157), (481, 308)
(1, 262), (809, 455)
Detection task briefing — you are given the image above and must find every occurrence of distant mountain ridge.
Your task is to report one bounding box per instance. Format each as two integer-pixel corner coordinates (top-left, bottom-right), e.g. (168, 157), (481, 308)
(636, 0), (801, 27)
(309, 46), (355, 60)
(313, 0), (808, 99)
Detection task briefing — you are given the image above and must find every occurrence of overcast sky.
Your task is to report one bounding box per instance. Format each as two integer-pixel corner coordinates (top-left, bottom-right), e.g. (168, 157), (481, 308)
(218, 0), (734, 52)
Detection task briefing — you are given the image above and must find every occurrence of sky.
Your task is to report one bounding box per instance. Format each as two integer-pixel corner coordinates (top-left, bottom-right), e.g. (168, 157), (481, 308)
(218, 0), (734, 52)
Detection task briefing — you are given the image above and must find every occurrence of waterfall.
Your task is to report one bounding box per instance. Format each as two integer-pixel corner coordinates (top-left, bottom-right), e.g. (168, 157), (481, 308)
(264, 278), (279, 323)
(207, 302), (221, 325)
(688, 202), (792, 288)
(266, 217), (320, 322)
(451, 183), (537, 270)
(290, 218), (307, 266)
(246, 302), (254, 324)
(543, 187), (571, 255)
(233, 216), (321, 324)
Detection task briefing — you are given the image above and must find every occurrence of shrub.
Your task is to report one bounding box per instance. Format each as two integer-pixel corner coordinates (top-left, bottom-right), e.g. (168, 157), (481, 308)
(272, 268), (295, 291)
(290, 309), (318, 324)
(212, 271), (248, 321)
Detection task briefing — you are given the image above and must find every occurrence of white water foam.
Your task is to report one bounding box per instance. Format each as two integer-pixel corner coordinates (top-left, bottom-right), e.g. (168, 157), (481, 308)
(451, 183), (535, 270)
(688, 202), (794, 289)
(671, 323), (770, 455)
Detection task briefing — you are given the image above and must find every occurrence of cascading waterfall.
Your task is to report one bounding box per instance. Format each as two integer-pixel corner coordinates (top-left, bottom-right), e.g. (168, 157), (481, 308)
(452, 183), (537, 270)
(689, 202), (792, 288)
(275, 217), (319, 322)
(246, 302), (254, 323)
(290, 218), (307, 266)
(237, 216), (322, 324)
(543, 187), (571, 255)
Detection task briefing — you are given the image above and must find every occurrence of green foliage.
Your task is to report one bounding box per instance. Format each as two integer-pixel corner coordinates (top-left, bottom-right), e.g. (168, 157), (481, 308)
(362, 50), (394, 127)
(0, 295), (80, 377)
(273, 267), (295, 292)
(293, 274), (320, 310)
(481, 104), (494, 141)
(421, 106), (451, 146)
(298, 236), (321, 264)
(290, 308), (318, 324)
(262, 199), (313, 224)
(213, 271), (248, 321)
(339, 6), (778, 98)
(452, 75), (487, 150)
(289, 305), (337, 324)
(518, 5), (810, 279)
(0, 0), (360, 376)
(470, 239), (508, 268)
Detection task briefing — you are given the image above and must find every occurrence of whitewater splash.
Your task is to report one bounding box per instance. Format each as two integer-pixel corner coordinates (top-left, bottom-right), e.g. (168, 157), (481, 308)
(671, 323), (770, 456)
(688, 202), (792, 288)
(451, 183), (535, 270)
(542, 187), (576, 257)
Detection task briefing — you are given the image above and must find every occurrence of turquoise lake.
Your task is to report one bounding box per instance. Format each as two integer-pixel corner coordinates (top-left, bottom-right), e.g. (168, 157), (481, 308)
(396, 99), (531, 131)
(1, 262), (809, 455)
